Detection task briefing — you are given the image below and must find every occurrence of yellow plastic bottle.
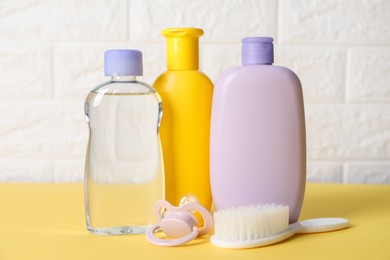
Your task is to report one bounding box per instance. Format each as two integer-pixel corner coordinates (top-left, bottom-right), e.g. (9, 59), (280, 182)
(153, 28), (213, 210)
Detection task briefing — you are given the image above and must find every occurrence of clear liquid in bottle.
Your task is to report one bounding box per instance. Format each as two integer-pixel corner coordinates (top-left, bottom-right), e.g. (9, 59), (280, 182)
(84, 50), (164, 235)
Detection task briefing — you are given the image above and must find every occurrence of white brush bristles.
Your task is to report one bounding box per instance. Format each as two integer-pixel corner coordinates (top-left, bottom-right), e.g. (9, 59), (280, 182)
(213, 204), (289, 242)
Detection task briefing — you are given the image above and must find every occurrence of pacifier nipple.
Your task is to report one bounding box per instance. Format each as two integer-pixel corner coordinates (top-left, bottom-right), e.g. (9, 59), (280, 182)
(180, 194), (199, 206)
(146, 195), (213, 247)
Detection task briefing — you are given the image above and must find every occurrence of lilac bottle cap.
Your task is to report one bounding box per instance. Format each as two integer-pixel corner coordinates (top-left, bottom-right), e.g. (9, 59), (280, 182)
(104, 49), (143, 76)
(242, 37), (274, 65)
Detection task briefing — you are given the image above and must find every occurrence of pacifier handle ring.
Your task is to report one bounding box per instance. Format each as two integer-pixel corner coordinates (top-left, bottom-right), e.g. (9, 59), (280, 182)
(146, 224), (199, 247)
(181, 202), (213, 237)
(154, 200), (174, 221)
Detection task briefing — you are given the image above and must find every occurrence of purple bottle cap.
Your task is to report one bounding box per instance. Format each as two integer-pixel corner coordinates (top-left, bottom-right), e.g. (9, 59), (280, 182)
(104, 49), (143, 76)
(242, 37), (274, 65)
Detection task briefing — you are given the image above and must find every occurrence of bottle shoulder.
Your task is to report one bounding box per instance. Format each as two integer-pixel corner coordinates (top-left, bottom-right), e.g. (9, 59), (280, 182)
(84, 80), (162, 117)
(216, 65), (301, 90)
(85, 80), (162, 112)
(91, 79), (158, 95)
(218, 65), (299, 82)
(154, 70), (213, 86)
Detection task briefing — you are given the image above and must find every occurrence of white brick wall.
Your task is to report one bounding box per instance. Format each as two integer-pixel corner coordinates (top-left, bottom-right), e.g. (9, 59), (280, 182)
(0, 0), (389, 183)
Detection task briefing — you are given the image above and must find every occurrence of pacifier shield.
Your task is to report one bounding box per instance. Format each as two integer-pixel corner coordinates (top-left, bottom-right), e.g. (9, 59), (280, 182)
(146, 195), (213, 247)
(160, 212), (198, 238)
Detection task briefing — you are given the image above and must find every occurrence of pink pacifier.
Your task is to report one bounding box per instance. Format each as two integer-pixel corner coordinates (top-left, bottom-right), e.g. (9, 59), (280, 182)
(146, 194), (213, 247)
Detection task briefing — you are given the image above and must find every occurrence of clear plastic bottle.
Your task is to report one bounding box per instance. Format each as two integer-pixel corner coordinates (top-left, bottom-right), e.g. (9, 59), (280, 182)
(84, 49), (164, 235)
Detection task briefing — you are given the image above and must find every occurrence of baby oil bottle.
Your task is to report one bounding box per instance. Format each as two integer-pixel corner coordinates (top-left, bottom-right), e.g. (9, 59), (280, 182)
(84, 49), (164, 235)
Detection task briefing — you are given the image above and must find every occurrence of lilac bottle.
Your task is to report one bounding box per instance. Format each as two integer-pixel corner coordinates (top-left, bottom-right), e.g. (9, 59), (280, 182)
(210, 37), (306, 223)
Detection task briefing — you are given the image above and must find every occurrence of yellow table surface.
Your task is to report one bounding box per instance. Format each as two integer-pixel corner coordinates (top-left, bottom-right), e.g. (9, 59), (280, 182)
(0, 183), (389, 260)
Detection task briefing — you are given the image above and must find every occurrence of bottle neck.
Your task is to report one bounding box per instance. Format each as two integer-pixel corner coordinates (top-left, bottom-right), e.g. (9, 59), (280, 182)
(110, 75), (137, 82)
(163, 28), (203, 71)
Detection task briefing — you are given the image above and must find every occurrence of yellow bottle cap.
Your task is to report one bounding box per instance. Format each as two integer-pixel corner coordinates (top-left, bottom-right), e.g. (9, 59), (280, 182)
(162, 28), (204, 70)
